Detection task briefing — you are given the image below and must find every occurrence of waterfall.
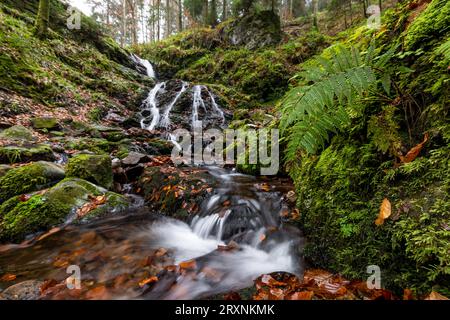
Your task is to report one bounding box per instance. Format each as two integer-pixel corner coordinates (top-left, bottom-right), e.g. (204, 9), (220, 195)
(159, 81), (189, 128)
(131, 54), (156, 78)
(140, 82), (166, 131)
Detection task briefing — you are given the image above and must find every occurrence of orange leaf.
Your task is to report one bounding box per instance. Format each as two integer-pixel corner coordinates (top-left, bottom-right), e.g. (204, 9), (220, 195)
(289, 291), (314, 300)
(399, 132), (429, 163)
(0, 273), (16, 282)
(375, 198), (391, 226)
(179, 260), (197, 270)
(403, 288), (414, 300)
(139, 276), (158, 287)
(425, 291), (449, 300)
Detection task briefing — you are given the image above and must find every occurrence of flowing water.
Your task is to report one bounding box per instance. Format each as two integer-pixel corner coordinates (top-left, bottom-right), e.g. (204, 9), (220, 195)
(0, 57), (303, 300)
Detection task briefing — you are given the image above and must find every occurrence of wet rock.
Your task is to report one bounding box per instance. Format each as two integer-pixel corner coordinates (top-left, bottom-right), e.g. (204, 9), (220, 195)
(0, 144), (55, 164)
(122, 151), (149, 166)
(0, 178), (129, 243)
(30, 117), (60, 130)
(136, 164), (218, 219)
(0, 125), (34, 141)
(111, 158), (122, 169)
(66, 154), (113, 189)
(0, 280), (43, 300)
(0, 161), (65, 203)
(105, 111), (126, 123)
(125, 164), (145, 182)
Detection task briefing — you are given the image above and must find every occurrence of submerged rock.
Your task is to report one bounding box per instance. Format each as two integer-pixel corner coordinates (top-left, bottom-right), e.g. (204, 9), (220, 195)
(0, 178), (129, 243)
(0, 280), (44, 300)
(66, 154), (113, 189)
(0, 161), (65, 203)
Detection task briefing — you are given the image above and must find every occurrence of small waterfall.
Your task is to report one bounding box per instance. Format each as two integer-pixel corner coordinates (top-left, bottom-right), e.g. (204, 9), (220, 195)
(131, 54), (156, 78)
(141, 82), (166, 131)
(191, 209), (231, 241)
(159, 81), (189, 128)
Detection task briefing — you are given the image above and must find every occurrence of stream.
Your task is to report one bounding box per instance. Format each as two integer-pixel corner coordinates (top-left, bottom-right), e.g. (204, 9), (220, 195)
(0, 57), (303, 300)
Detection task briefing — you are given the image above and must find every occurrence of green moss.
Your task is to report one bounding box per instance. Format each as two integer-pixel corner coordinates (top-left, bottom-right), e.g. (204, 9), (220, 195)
(0, 144), (55, 164)
(0, 125), (33, 141)
(0, 178), (129, 242)
(404, 0), (450, 50)
(64, 138), (111, 154)
(30, 117), (59, 130)
(66, 153), (113, 189)
(0, 161), (65, 203)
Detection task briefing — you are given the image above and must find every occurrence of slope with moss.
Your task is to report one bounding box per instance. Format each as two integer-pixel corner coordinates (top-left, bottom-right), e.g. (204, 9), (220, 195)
(281, 0), (449, 296)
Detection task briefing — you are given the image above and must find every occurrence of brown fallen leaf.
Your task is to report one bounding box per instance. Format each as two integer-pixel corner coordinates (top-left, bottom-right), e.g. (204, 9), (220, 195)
(403, 288), (414, 300)
(288, 291), (314, 300)
(217, 241), (239, 251)
(179, 260), (197, 270)
(139, 276), (158, 287)
(399, 132), (429, 164)
(155, 247), (168, 257)
(0, 273), (17, 282)
(375, 198), (391, 226)
(224, 292), (241, 300)
(425, 291), (449, 300)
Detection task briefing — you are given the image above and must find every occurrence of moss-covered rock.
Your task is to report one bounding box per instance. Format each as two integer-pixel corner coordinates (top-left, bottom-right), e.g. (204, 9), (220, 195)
(30, 117), (59, 130)
(0, 164), (12, 178)
(0, 144), (55, 164)
(66, 154), (113, 189)
(0, 125), (34, 141)
(0, 161), (65, 203)
(64, 137), (112, 154)
(0, 178), (129, 243)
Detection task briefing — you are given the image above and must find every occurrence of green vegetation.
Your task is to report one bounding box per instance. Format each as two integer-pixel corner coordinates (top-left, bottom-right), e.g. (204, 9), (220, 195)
(66, 153), (113, 189)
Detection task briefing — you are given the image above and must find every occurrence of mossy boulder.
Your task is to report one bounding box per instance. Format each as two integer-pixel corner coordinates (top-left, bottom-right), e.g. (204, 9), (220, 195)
(64, 138), (112, 154)
(66, 154), (113, 189)
(0, 144), (55, 164)
(0, 178), (129, 243)
(0, 125), (33, 141)
(30, 117), (59, 130)
(0, 161), (65, 203)
(221, 10), (282, 50)
(0, 164), (13, 178)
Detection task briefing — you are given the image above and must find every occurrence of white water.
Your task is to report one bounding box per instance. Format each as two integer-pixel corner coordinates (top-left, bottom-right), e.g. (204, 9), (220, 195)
(148, 215), (297, 299)
(131, 54), (155, 78)
(159, 81), (189, 128)
(141, 82), (166, 131)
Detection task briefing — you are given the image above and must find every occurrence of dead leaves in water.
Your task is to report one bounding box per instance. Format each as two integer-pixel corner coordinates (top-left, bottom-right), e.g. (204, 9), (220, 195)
(375, 198), (392, 226)
(0, 273), (17, 282)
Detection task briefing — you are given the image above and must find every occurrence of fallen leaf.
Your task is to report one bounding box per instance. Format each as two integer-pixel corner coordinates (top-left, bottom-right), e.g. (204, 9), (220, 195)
(139, 276), (158, 287)
(0, 273), (16, 282)
(40, 279), (58, 294)
(375, 198), (391, 226)
(179, 260), (197, 270)
(224, 292), (241, 300)
(403, 288), (414, 300)
(399, 132), (429, 163)
(425, 291), (449, 300)
(155, 248), (167, 257)
(289, 291), (314, 300)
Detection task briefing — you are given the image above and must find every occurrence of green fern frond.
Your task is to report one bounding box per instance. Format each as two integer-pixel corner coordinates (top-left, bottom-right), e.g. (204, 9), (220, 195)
(280, 43), (393, 159)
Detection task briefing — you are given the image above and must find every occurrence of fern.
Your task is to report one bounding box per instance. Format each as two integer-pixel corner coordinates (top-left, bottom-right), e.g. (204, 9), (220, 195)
(436, 37), (450, 62)
(280, 44), (394, 159)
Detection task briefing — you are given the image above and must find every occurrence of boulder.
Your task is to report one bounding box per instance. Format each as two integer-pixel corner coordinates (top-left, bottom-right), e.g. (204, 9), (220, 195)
(0, 178), (129, 243)
(121, 151), (149, 166)
(0, 280), (44, 300)
(66, 154), (113, 189)
(221, 11), (282, 50)
(0, 144), (55, 164)
(0, 161), (65, 203)
(0, 125), (34, 141)
(30, 117), (59, 130)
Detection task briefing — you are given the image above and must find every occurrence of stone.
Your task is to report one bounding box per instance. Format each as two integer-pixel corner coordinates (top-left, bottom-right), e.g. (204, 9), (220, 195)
(0, 125), (34, 141)
(0, 144), (55, 164)
(0, 178), (129, 243)
(30, 117), (59, 130)
(0, 280), (43, 300)
(121, 151), (149, 166)
(0, 161), (65, 203)
(66, 154), (113, 189)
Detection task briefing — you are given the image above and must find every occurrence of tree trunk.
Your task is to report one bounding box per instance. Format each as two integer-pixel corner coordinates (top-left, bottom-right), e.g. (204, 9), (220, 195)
(178, 0), (183, 32)
(35, 0), (50, 37)
(204, 0), (209, 25)
(210, 0), (217, 26)
(166, 0), (170, 37)
(122, 0), (127, 46)
(312, 0), (318, 30)
(157, 0), (160, 41)
(222, 0), (227, 20)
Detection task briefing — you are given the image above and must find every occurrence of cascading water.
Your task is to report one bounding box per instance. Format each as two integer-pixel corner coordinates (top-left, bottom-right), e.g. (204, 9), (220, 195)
(0, 57), (302, 300)
(131, 54), (156, 78)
